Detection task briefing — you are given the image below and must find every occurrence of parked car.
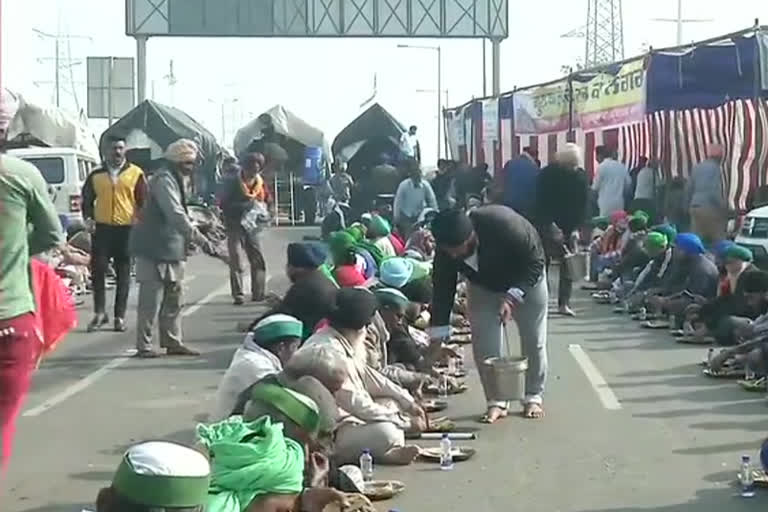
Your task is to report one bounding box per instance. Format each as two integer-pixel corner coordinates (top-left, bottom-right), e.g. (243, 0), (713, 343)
(735, 205), (768, 268)
(8, 146), (99, 226)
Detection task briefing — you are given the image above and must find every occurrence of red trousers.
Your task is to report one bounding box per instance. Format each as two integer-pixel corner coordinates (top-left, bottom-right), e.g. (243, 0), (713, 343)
(0, 313), (41, 468)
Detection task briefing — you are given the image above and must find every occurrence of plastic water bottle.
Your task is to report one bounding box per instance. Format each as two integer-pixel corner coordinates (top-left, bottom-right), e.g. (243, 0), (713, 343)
(740, 455), (756, 497)
(359, 449), (373, 482)
(440, 434), (454, 470)
(439, 375), (449, 399)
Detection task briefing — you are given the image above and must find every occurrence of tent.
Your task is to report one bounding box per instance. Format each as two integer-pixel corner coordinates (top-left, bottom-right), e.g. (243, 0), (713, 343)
(331, 103), (407, 174)
(99, 100), (222, 197)
(233, 104), (332, 164)
(4, 88), (99, 158)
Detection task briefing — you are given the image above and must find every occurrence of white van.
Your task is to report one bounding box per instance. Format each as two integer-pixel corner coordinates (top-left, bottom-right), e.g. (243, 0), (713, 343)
(7, 147), (99, 226)
(735, 205), (768, 263)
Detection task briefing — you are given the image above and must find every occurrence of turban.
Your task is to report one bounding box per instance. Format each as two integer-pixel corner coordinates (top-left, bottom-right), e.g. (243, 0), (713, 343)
(287, 242), (327, 269)
(591, 216), (610, 230)
(610, 210), (629, 225)
(329, 231), (356, 260)
(374, 287), (410, 309)
(742, 271), (768, 293)
(713, 240), (736, 259)
(401, 277), (433, 304)
(112, 441), (210, 508)
(629, 214), (648, 232)
(197, 416), (304, 512)
(379, 257), (414, 288)
(328, 287), (378, 330)
(334, 265), (367, 288)
(651, 224), (678, 245)
(0, 88), (19, 130)
(249, 382), (320, 435)
(250, 314), (303, 346)
(368, 215), (391, 238)
(346, 224), (366, 242)
(644, 232), (668, 251)
(725, 244), (753, 263)
(355, 249), (377, 279)
(675, 233), (705, 255)
(633, 210), (650, 223)
(165, 138), (199, 163)
(431, 209), (473, 247)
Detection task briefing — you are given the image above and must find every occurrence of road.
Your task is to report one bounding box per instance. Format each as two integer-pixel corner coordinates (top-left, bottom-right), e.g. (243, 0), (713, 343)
(3, 226), (767, 511)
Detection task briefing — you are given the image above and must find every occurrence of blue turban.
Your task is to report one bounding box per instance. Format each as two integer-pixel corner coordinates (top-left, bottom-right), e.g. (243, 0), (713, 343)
(379, 257), (414, 288)
(287, 242), (327, 268)
(713, 240), (736, 260)
(675, 233), (705, 255)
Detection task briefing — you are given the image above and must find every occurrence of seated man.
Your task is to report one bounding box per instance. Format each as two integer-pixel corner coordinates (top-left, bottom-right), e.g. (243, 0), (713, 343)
(367, 214), (398, 259)
(96, 441), (210, 512)
(253, 242), (338, 339)
(647, 233), (719, 323)
(590, 210), (630, 282)
(709, 270), (768, 347)
(612, 211), (651, 281)
(624, 231), (674, 309)
(328, 231), (367, 288)
(210, 314), (303, 421)
(301, 288), (425, 465)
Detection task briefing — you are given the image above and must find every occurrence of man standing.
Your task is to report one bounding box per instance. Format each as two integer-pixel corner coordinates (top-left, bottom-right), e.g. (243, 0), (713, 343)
(0, 90), (64, 466)
(399, 125), (421, 162)
(82, 135), (147, 332)
(503, 146), (540, 222)
(219, 152), (270, 305)
(688, 144), (727, 245)
(130, 139), (215, 358)
(328, 160), (354, 205)
(393, 159), (438, 238)
(430, 206), (548, 422)
(592, 146), (631, 217)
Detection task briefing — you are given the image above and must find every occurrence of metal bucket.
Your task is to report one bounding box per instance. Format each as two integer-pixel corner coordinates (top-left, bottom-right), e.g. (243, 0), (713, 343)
(479, 356), (528, 401)
(563, 251), (587, 282)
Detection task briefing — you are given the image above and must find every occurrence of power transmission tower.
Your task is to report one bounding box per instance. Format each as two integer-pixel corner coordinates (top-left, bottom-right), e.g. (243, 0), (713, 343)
(584, 0), (624, 67)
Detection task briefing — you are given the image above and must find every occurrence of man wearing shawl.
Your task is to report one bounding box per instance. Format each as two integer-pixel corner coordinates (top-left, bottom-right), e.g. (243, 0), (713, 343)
(0, 88), (64, 468)
(211, 314), (303, 421)
(130, 139), (216, 358)
(301, 288), (425, 465)
(97, 441), (210, 512)
(647, 233), (719, 321)
(220, 152), (270, 305)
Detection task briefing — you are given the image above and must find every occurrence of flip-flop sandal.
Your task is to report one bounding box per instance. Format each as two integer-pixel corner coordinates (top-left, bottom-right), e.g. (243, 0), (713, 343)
(677, 335), (715, 345)
(703, 367), (745, 379)
(523, 403), (545, 419)
(478, 407), (508, 424)
(738, 378), (767, 392)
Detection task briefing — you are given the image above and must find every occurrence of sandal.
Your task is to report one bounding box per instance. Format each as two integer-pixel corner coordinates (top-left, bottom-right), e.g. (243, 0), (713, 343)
(523, 402), (545, 419)
(478, 406), (508, 424)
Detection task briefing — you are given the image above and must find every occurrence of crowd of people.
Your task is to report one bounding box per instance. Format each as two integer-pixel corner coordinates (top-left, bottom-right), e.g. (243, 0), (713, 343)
(5, 72), (768, 510)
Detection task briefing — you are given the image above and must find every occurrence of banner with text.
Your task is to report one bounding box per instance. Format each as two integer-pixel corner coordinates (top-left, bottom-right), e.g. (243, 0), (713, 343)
(513, 58), (647, 134)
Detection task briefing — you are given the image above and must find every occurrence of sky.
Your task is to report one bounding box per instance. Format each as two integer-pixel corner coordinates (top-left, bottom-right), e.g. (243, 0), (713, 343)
(2, 0), (768, 165)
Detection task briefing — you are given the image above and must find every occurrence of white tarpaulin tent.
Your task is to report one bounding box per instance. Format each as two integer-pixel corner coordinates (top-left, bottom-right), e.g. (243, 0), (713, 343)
(5, 89), (99, 158)
(233, 105), (332, 161)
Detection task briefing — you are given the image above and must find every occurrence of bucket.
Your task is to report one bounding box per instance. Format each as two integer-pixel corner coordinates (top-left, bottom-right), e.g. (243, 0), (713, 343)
(303, 146), (323, 185)
(479, 356), (528, 401)
(563, 251), (587, 282)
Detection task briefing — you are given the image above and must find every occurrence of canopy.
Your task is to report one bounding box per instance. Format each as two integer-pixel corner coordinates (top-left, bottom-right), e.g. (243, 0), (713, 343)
(5, 89), (99, 158)
(331, 103), (406, 160)
(233, 105), (332, 162)
(100, 100), (222, 196)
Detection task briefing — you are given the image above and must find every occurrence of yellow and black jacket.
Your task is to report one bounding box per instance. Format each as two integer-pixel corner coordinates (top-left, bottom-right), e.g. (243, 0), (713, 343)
(82, 162), (147, 226)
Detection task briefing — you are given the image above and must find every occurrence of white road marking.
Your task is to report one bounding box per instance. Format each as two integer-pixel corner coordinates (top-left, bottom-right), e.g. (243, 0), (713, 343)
(23, 281), (228, 418)
(568, 344), (622, 410)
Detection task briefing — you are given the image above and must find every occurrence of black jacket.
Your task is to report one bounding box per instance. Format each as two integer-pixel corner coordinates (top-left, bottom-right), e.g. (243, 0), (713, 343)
(535, 164), (590, 235)
(264, 269), (338, 338)
(432, 205), (545, 327)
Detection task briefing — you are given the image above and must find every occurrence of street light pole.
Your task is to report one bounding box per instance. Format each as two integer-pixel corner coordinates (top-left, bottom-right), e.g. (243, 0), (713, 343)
(397, 44), (443, 162)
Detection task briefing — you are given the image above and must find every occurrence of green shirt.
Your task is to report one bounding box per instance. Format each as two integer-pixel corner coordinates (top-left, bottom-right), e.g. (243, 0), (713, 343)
(0, 155), (63, 320)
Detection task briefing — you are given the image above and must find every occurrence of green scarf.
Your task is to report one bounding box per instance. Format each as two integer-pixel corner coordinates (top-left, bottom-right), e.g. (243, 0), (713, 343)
(356, 240), (385, 267)
(196, 416), (304, 512)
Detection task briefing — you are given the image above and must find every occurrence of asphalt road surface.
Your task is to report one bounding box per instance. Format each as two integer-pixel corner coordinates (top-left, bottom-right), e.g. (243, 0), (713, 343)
(3, 226), (767, 511)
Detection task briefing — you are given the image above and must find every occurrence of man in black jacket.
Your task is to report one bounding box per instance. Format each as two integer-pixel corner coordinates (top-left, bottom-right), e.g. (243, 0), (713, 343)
(430, 206), (548, 422)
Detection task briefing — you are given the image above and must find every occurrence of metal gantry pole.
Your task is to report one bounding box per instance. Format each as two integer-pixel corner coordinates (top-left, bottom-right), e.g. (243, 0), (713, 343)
(491, 39), (501, 96)
(136, 36), (147, 103)
(437, 46), (442, 160)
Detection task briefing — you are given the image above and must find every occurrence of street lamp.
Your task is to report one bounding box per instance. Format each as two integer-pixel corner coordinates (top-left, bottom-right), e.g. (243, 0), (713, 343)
(397, 44), (442, 162)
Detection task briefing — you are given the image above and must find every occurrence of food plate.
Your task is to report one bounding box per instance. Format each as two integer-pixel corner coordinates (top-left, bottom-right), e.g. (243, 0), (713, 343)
(702, 367), (745, 379)
(362, 480), (406, 501)
(420, 446), (476, 462)
(424, 383), (469, 395)
(450, 334), (472, 345)
(641, 320), (670, 329)
(422, 399), (448, 413)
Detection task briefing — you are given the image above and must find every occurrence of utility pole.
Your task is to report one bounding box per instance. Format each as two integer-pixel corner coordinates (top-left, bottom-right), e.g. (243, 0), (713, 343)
(652, 0), (712, 46)
(32, 28), (90, 108)
(164, 60), (177, 105)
